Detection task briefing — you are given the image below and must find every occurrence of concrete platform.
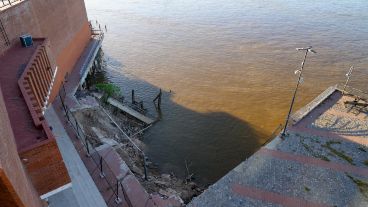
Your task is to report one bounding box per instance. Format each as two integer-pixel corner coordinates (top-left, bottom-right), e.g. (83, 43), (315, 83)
(188, 88), (368, 207)
(92, 92), (155, 125)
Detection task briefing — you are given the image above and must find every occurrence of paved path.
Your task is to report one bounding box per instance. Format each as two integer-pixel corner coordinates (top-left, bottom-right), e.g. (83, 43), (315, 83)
(45, 106), (107, 207)
(188, 89), (368, 207)
(47, 188), (80, 207)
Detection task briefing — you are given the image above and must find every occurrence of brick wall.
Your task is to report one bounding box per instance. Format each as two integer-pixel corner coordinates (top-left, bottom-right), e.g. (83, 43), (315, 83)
(0, 0), (91, 102)
(19, 139), (70, 196)
(19, 39), (55, 124)
(16, 38), (71, 196)
(0, 88), (43, 207)
(51, 21), (91, 101)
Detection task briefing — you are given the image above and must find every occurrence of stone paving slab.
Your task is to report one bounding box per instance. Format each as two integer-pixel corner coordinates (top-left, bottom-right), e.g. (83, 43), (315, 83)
(47, 187), (80, 207)
(121, 174), (150, 207)
(189, 151), (368, 207)
(272, 132), (368, 168)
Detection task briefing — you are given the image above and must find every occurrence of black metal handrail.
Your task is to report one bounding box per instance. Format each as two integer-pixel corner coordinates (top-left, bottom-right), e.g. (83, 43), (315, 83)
(58, 90), (132, 206)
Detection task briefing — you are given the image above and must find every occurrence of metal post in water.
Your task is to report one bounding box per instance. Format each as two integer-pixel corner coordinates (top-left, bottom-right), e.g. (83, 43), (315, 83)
(132, 90), (135, 104)
(158, 89), (162, 110)
(281, 46), (316, 139)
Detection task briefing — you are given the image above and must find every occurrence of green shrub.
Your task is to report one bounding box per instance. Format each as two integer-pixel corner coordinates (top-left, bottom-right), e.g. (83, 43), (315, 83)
(95, 83), (121, 102)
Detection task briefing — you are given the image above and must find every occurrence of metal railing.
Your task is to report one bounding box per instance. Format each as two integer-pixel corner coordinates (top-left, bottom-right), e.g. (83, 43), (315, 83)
(0, 0), (21, 9)
(58, 88), (131, 206)
(338, 84), (368, 101)
(79, 21), (104, 77)
(100, 107), (149, 180)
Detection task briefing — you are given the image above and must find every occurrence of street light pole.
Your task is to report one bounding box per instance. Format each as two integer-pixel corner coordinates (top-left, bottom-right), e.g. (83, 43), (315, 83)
(342, 66), (354, 94)
(281, 46), (316, 138)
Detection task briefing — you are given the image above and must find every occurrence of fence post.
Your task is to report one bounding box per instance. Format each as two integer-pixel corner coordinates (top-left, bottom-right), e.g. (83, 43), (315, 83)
(115, 180), (121, 204)
(75, 120), (80, 137)
(143, 154), (148, 181)
(65, 106), (70, 122)
(99, 157), (104, 178)
(85, 137), (90, 156)
(62, 82), (67, 97)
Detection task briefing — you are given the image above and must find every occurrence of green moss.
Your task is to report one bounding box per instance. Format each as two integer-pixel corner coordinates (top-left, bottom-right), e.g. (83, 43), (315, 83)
(319, 156), (330, 162)
(364, 160), (368, 167)
(326, 140), (341, 145)
(322, 141), (354, 165)
(346, 174), (368, 199)
(300, 138), (330, 162)
(358, 147), (367, 152)
(95, 83), (121, 103)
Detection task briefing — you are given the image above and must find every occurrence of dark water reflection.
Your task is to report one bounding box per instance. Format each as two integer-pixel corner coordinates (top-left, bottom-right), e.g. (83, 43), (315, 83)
(85, 0), (368, 184)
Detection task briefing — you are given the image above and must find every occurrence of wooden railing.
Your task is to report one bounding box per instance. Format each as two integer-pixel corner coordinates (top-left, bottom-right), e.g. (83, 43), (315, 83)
(18, 39), (55, 127)
(0, 0), (22, 9)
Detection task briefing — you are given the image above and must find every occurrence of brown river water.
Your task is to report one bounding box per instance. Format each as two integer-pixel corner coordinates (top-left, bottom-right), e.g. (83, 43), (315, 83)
(85, 0), (368, 185)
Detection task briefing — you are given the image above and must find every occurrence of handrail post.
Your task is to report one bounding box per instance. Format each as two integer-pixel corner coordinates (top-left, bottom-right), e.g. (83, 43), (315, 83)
(75, 120), (80, 136)
(143, 154), (148, 181)
(65, 107), (70, 122)
(85, 137), (90, 156)
(115, 180), (122, 204)
(99, 156), (105, 178)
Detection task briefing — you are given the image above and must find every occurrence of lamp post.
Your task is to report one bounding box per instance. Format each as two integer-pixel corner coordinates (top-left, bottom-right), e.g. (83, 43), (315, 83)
(281, 46), (316, 138)
(342, 66), (354, 94)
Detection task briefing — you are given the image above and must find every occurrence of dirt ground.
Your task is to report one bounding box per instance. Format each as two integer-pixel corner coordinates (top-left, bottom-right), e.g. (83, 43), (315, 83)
(73, 96), (202, 203)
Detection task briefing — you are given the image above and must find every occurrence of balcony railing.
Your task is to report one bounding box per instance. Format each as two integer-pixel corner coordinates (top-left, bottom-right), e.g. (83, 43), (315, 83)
(0, 0), (22, 9)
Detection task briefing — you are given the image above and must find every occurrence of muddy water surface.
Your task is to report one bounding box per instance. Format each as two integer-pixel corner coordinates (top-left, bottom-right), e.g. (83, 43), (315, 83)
(85, 0), (368, 184)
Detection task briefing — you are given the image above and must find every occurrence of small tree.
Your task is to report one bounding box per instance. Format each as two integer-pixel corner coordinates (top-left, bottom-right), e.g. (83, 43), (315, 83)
(95, 83), (121, 103)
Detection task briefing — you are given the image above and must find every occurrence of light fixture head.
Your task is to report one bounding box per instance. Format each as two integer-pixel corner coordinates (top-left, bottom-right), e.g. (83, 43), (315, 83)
(296, 46), (316, 54)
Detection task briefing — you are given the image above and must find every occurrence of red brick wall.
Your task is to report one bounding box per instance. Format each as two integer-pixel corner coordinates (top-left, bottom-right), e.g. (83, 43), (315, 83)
(19, 139), (71, 196)
(0, 0), (87, 198)
(0, 0), (91, 101)
(0, 88), (43, 207)
(51, 21), (91, 101)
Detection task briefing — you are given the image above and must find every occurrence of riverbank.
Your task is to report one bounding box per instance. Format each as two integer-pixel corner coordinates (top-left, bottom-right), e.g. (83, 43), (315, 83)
(74, 88), (203, 203)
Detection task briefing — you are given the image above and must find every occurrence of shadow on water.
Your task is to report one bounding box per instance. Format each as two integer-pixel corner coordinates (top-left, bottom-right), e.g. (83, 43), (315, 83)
(89, 49), (267, 186)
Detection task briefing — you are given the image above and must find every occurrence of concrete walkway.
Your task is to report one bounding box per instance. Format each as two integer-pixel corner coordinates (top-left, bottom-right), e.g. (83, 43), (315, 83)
(45, 106), (107, 207)
(188, 89), (368, 207)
